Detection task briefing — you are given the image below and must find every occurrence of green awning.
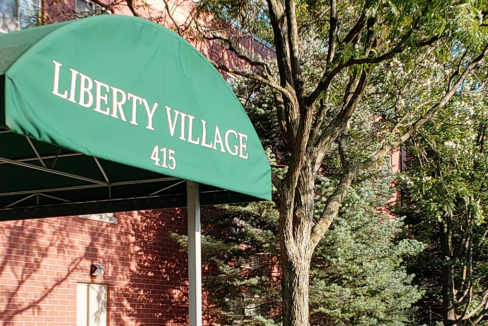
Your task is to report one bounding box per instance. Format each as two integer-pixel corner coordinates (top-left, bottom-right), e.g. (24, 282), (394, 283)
(0, 15), (271, 219)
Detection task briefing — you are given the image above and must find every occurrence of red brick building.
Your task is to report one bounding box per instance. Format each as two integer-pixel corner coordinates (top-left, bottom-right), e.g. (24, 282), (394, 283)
(0, 1), (276, 325)
(0, 1), (402, 325)
(0, 210), (196, 325)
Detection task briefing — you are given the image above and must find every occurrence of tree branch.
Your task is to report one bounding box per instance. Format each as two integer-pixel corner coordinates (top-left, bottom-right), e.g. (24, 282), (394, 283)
(266, 0), (300, 145)
(309, 69), (360, 148)
(389, 100), (433, 133)
(346, 39), (406, 66)
(203, 32), (272, 74)
(460, 289), (488, 321)
(341, 8), (366, 45)
(326, 0), (338, 65)
(365, 43), (488, 166)
(306, 22), (429, 108)
(208, 59), (296, 105)
(126, 0), (141, 17)
(309, 167), (357, 249)
(162, 0), (182, 35)
(285, 0), (302, 93)
(313, 69), (369, 172)
(266, 0), (293, 86)
(305, 37), (403, 108)
(308, 70), (370, 249)
(448, 46), (470, 91)
(308, 96), (329, 148)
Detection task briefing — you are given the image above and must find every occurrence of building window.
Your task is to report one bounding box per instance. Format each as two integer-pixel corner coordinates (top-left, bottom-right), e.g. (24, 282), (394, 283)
(79, 213), (118, 224)
(0, 0), (40, 33)
(243, 296), (259, 317)
(75, 0), (109, 18)
(77, 283), (107, 326)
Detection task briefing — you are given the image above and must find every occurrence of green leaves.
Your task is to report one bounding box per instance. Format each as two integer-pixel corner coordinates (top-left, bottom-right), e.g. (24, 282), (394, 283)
(399, 83), (488, 323)
(193, 0), (488, 324)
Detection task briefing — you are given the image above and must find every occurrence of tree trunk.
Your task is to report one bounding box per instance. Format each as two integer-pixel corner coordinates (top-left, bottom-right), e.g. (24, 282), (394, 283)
(440, 218), (457, 326)
(281, 251), (311, 326)
(279, 160), (315, 326)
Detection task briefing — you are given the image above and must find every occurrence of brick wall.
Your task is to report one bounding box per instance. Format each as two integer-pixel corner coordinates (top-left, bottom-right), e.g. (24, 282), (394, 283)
(41, 0), (275, 74)
(0, 209), (215, 325)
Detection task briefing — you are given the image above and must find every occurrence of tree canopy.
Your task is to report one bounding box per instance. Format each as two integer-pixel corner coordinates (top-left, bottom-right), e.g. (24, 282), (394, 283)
(399, 83), (488, 324)
(189, 1), (488, 324)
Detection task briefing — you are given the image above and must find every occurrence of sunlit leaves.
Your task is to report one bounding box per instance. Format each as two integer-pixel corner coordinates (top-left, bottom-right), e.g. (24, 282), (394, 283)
(398, 82), (488, 323)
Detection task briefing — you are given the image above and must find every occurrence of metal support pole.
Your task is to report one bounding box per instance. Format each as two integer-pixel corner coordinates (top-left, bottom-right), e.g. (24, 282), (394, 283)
(187, 181), (202, 326)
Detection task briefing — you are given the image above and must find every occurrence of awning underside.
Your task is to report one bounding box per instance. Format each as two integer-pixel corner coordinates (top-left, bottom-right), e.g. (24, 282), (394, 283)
(0, 128), (254, 220)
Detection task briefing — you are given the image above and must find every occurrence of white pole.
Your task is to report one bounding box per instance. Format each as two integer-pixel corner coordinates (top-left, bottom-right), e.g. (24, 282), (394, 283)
(187, 181), (202, 326)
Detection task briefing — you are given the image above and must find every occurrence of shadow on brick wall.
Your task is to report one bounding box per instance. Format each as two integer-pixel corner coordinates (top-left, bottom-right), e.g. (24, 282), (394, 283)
(0, 219), (90, 325)
(0, 209), (203, 325)
(116, 209), (190, 325)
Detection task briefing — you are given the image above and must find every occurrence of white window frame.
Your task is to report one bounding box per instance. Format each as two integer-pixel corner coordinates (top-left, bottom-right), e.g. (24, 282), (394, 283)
(77, 283), (108, 326)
